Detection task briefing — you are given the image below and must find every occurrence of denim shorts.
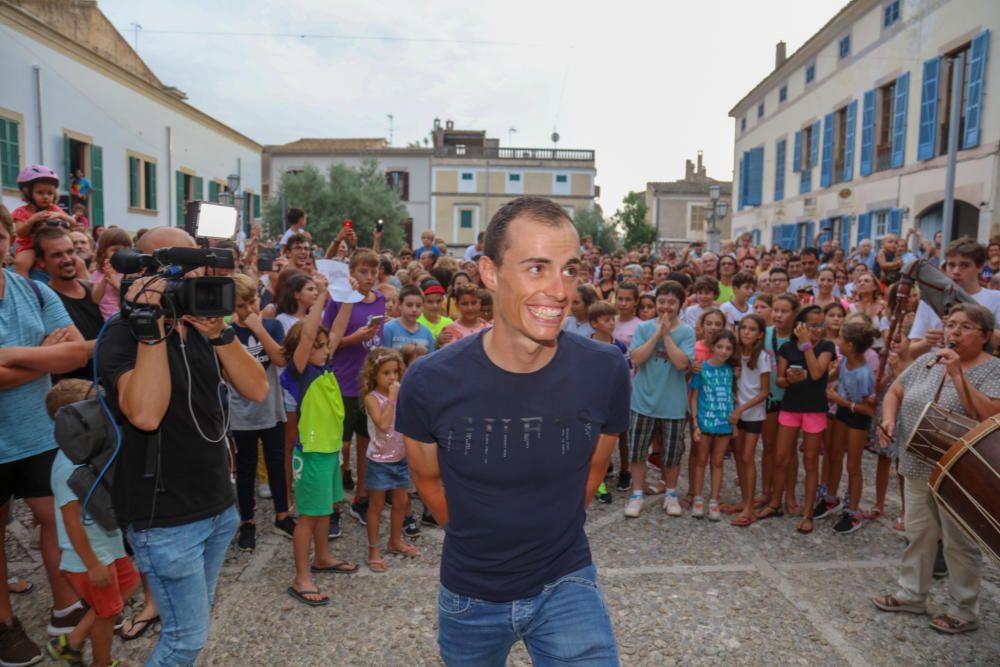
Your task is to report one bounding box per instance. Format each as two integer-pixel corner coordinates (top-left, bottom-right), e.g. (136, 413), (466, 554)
(365, 458), (410, 491)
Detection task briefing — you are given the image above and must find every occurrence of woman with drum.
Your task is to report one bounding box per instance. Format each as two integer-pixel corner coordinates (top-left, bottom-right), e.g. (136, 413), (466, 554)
(873, 303), (1000, 634)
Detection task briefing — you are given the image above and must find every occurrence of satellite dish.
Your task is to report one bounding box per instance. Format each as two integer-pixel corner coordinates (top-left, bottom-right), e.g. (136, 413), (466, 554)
(551, 131), (560, 144)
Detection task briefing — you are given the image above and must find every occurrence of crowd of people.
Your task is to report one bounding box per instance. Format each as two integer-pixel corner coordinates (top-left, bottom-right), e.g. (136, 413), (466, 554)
(2, 164), (999, 666)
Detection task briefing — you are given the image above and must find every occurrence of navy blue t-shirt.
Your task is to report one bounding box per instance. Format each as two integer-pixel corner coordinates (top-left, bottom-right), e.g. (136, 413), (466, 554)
(396, 331), (630, 602)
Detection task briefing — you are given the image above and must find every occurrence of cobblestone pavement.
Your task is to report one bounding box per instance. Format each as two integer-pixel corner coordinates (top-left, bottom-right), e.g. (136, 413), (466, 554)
(6, 449), (1000, 666)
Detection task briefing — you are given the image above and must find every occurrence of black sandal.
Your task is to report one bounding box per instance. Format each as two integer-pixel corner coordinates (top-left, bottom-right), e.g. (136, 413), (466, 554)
(119, 614), (160, 641)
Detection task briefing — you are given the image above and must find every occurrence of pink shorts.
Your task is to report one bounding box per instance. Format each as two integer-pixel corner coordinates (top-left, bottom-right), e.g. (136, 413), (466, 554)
(778, 410), (827, 434)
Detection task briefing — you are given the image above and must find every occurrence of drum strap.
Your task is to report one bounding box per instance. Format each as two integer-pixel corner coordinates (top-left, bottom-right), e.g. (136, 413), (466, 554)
(932, 371), (980, 422)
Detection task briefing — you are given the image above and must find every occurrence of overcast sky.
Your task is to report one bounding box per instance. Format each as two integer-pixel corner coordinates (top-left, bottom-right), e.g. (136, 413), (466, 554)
(100, 0), (845, 213)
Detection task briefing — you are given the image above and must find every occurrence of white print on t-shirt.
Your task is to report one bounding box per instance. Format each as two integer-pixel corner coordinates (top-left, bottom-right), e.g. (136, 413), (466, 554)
(442, 413), (597, 465)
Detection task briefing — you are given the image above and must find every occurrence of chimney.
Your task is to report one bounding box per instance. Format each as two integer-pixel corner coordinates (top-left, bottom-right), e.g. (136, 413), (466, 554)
(775, 41), (787, 70)
(685, 159), (694, 180)
(697, 150), (704, 177)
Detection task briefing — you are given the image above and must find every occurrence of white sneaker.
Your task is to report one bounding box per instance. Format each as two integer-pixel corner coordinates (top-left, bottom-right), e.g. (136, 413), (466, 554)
(691, 497), (705, 519)
(257, 483), (272, 499)
(663, 494), (682, 517)
(708, 500), (721, 521)
(624, 497), (643, 518)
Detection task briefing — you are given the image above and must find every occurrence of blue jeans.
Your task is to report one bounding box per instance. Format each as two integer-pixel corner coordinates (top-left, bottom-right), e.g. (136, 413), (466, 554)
(438, 564), (619, 666)
(126, 505), (239, 667)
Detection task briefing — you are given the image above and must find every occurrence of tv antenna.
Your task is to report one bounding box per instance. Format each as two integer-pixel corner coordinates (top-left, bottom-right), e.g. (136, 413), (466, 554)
(387, 113), (394, 146)
(129, 23), (142, 53)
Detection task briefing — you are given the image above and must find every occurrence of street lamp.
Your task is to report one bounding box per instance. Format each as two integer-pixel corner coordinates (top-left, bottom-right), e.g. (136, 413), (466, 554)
(705, 184), (728, 254)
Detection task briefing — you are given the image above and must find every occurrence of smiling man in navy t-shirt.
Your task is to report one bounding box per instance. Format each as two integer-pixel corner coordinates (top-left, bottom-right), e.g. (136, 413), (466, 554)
(397, 197), (629, 666)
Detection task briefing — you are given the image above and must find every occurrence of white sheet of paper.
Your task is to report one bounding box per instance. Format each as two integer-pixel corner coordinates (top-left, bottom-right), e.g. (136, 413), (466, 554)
(315, 259), (363, 304)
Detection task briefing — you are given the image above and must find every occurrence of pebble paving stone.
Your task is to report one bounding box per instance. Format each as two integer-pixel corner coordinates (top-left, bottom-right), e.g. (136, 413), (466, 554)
(4, 449), (998, 665)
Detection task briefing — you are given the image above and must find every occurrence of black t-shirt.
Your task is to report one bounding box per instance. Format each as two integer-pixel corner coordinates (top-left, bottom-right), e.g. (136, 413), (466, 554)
(777, 339), (837, 413)
(55, 281), (104, 381)
(97, 318), (235, 530)
(396, 331), (631, 602)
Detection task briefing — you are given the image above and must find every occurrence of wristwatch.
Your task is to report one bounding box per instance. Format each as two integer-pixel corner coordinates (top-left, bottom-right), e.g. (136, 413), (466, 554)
(209, 327), (236, 346)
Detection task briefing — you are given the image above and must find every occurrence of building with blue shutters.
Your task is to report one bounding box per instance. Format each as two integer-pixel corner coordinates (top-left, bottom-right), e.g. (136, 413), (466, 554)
(728, 0), (997, 252)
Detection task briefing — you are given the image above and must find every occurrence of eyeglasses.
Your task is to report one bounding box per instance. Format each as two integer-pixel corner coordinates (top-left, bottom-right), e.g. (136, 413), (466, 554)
(943, 322), (985, 333)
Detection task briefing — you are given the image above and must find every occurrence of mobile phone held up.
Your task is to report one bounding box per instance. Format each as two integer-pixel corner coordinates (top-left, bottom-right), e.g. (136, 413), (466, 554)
(343, 219), (353, 231)
(376, 219), (384, 233)
(257, 247), (279, 272)
(367, 315), (385, 329)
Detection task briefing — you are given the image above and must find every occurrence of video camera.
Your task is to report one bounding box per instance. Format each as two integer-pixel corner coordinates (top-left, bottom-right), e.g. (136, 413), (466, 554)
(113, 246), (236, 323)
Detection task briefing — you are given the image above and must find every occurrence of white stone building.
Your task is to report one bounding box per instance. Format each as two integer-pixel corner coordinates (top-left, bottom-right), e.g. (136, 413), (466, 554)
(729, 0), (997, 251)
(0, 0), (261, 233)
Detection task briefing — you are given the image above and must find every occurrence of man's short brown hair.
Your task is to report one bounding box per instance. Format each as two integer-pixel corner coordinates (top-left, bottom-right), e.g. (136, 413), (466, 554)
(944, 237), (987, 267)
(483, 196), (573, 267)
(587, 300), (617, 323)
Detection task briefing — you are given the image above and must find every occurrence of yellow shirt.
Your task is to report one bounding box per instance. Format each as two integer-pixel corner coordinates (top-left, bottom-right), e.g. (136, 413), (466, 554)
(418, 313), (453, 340)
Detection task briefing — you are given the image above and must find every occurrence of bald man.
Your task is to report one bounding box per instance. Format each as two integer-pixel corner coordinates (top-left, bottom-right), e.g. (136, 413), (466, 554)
(97, 227), (266, 667)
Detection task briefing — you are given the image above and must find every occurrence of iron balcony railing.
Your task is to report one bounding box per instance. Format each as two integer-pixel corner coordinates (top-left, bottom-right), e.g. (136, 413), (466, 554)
(433, 146), (594, 161)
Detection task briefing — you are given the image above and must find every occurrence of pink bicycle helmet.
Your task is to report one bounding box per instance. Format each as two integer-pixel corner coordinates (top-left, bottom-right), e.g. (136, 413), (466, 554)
(16, 165), (60, 187)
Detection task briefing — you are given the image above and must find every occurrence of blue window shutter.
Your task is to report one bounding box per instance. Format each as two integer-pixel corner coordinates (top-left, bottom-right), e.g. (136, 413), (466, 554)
(775, 139), (786, 202)
(888, 208), (903, 236)
(820, 112), (835, 188)
(751, 229), (761, 246)
(90, 145), (103, 227)
(843, 100), (857, 181)
(800, 167), (812, 195)
(918, 57), (941, 160)
(737, 152), (747, 210)
(962, 30), (990, 149)
(749, 146), (764, 206)
(840, 216), (852, 250)
(793, 130), (802, 173)
(857, 212), (872, 241)
(805, 221), (816, 247)
(817, 218), (830, 246)
(860, 89), (876, 176)
(890, 72), (909, 168)
(782, 224), (796, 250)
(194, 176), (204, 201)
(810, 120), (820, 170)
(208, 181), (219, 202)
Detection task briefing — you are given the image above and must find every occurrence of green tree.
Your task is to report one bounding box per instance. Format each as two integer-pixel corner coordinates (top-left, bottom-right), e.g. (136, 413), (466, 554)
(611, 191), (655, 250)
(571, 207), (618, 254)
(263, 160), (408, 252)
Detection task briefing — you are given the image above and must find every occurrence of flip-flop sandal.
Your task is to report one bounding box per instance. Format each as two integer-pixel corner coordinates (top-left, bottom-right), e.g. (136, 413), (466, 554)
(930, 614), (979, 634)
(756, 505), (784, 520)
(720, 503), (741, 515)
(892, 516), (906, 532)
(796, 518), (814, 534)
(367, 558), (387, 573)
(730, 514), (756, 527)
(6, 577), (33, 595)
(645, 481), (667, 496)
(119, 615), (160, 641)
(862, 507), (885, 521)
(387, 544), (419, 558)
(872, 594), (926, 614)
(286, 587), (330, 607)
(786, 503), (802, 516)
(311, 560), (358, 574)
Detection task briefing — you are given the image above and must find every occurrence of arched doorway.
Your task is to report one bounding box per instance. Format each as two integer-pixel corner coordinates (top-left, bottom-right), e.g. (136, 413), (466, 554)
(916, 200), (980, 241)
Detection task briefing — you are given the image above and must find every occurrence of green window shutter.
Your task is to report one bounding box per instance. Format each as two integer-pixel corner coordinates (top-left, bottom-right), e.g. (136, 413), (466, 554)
(194, 176), (204, 201)
(208, 181), (219, 202)
(146, 162), (157, 211)
(90, 146), (104, 226)
(460, 210), (473, 228)
(128, 157), (140, 208)
(175, 171), (185, 226)
(253, 193), (261, 218)
(0, 119), (21, 188)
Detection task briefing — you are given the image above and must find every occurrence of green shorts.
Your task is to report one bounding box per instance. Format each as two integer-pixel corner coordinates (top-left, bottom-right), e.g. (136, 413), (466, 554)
(291, 449), (343, 517)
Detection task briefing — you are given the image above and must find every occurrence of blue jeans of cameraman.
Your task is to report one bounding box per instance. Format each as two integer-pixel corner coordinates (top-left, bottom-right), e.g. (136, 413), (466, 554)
(437, 564), (620, 666)
(126, 505), (239, 667)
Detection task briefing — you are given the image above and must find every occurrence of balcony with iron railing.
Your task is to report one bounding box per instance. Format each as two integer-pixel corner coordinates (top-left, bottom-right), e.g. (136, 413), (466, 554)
(433, 145), (595, 161)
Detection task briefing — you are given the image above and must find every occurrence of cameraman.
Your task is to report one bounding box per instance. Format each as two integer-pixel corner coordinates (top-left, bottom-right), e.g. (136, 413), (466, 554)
(97, 227), (266, 667)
